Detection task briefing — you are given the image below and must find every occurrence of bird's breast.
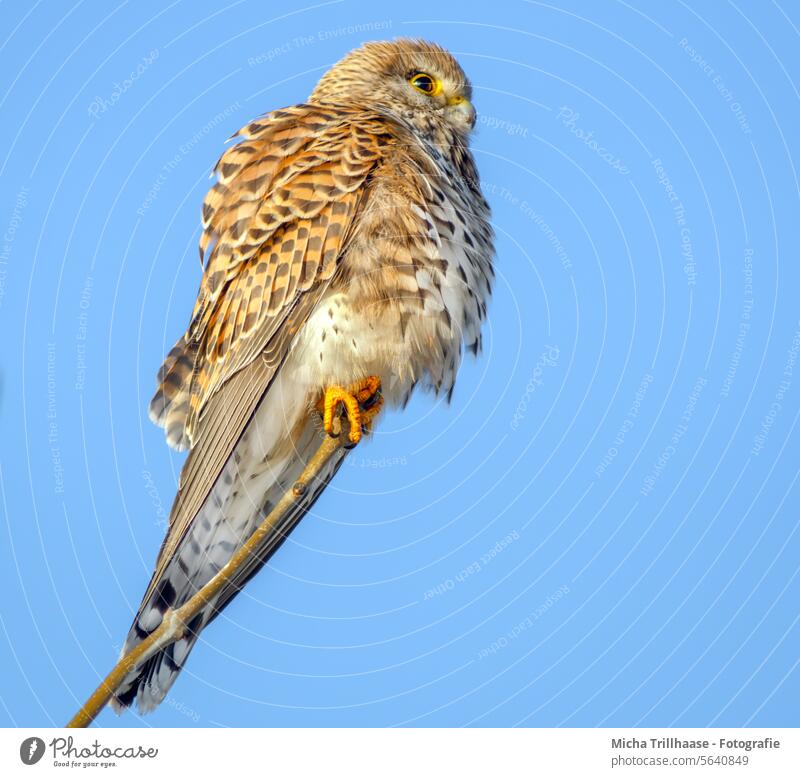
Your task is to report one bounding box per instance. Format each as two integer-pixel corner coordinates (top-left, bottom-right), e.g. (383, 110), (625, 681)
(288, 167), (492, 406)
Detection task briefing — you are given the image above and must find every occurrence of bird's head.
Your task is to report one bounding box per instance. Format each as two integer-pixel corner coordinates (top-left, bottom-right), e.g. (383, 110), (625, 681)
(310, 39), (477, 138)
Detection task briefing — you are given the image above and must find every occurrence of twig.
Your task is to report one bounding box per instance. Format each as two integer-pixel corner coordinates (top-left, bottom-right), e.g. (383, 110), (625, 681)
(67, 432), (345, 728)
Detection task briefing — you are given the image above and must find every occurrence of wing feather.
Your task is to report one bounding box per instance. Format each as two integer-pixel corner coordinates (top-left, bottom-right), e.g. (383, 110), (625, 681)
(141, 105), (392, 609)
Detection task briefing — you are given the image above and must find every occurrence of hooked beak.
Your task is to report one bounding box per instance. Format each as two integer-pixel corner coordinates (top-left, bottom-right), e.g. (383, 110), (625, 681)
(446, 94), (476, 130)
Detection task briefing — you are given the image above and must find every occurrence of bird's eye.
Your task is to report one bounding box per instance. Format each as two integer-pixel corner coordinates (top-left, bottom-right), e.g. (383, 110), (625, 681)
(409, 72), (440, 96)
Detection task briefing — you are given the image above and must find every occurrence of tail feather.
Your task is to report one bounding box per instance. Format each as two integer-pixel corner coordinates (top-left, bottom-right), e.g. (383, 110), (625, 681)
(110, 416), (348, 714)
(111, 612), (205, 713)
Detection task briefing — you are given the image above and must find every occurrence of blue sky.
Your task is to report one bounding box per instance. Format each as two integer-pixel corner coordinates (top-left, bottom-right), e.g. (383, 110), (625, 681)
(1, 0), (799, 727)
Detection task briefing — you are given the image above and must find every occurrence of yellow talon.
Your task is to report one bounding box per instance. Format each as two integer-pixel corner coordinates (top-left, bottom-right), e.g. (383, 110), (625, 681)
(319, 376), (382, 445)
(324, 386), (361, 443)
(354, 374), (381, 405)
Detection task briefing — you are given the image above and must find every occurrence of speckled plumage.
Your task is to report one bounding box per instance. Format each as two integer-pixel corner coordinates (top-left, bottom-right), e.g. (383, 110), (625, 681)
(113, 39), (494, 714)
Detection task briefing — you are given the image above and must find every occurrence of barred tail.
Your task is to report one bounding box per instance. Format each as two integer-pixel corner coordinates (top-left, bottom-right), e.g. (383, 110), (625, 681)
(110, 416), (348, 714)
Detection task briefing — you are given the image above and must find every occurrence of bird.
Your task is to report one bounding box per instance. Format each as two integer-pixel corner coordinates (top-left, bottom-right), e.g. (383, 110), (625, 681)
(111, 38), (494, 714)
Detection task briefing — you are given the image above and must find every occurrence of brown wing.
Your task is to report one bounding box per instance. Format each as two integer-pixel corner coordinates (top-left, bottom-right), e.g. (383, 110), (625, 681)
(144, 104), (392, 605)
(150, 106), (390, 447)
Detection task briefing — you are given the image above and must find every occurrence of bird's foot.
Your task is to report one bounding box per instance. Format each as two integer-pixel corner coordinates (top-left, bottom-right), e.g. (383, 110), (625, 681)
(319, 376), (383, 446)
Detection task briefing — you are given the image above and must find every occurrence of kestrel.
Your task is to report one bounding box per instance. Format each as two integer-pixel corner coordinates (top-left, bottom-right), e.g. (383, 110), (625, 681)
(112, 39), (494, 713)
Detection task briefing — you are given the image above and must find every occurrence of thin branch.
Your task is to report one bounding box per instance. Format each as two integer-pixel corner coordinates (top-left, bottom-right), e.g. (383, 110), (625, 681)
(67, 432), (345, 728)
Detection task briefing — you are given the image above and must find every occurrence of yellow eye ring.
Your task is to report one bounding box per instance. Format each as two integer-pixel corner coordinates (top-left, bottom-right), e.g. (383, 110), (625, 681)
(409, 72), (441, 96)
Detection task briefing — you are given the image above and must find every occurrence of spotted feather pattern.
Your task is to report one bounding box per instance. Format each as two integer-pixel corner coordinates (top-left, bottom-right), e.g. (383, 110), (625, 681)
(149, 106), (391, 450)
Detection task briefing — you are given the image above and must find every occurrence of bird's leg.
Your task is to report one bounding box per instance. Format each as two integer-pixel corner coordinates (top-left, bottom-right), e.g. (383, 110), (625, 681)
(319, 376), (383, 445)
